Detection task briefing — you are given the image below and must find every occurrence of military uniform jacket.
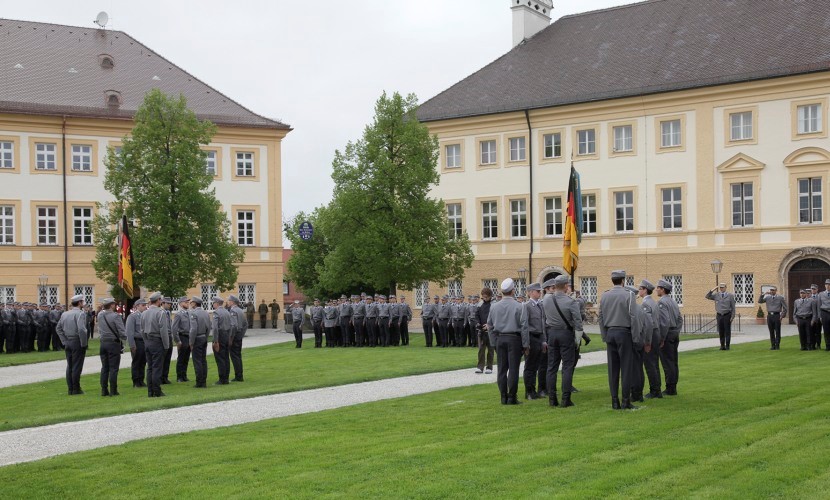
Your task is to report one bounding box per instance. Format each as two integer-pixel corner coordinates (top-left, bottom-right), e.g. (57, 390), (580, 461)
(377, 303), (390, 319)
(125, 312), (142, 349)
(56, 308), (89, 347)
(458, 303), (469, 324)
(598, 286), (643, 343)
(437, 303), (451, 320)
(231, 305), (248, 337)
(324, 305), (339, 327)
(290, 305), (304, 322)
(258, 303), (269, 316)
(642, 295), (661, 343)
(1, 308), (14, 326)
(466, 303), (479, 327)
(98, 310), (127, 343)
(270, 302), (280, 317)
(172, 309), (192, 344)
(421, 303), (436, 320)
(389, 303), (400, 321)
(521, 299), (546, 336)
(399, 303), (412, 322)
(657, 296), (683, 342)
(705, 290), (736, 316)
(188, 307), (211, 347)
(816, 290), (830, 312)
(49, 309), (62, 325)
(450, 303), (464, 321)
(16, 308), (30, 326)
(352, 302), (366, 319)
(33, 309), (48, 328)
(142, 306), (171, 349)
(366, 303), (378, 319)
(542, 292), (582, 332)
(794, 297), (816, 320)
(486, 296), (529, 348)
(211, 307), (232, 342)
(759, 293), (787, 315)
(339, 302), (353, 318)
(311, 306), (324, 323)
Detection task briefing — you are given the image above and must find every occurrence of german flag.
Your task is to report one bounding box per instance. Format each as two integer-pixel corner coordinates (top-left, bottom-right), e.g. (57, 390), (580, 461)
(117, 215), (136, 297)
(563, 165), (583, 275)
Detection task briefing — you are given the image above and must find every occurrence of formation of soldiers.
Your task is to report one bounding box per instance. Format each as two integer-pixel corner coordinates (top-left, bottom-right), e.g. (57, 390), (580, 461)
(775, 281), (830, 351)
(0, 301), (65, 354)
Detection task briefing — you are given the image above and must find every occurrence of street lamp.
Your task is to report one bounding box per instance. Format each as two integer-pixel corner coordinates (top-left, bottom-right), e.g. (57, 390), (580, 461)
(517, 267), (527, 295)
(38, 274), (48, 303)
(710, 259), (723, 287)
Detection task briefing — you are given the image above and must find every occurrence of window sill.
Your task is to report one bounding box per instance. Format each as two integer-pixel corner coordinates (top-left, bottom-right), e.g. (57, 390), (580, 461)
(73, 243), (94, 247)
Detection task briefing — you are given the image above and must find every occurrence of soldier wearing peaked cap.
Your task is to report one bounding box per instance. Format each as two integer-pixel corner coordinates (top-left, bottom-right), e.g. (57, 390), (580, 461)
(809, 284), (821, 350)
(159, 297), (175, 385)
(794, 289), (816, 351)
(352, 295), (367, 347)
(488, 278), (529, 405)
(126, 299), (148, 387)
(437, 295), (451, 348)
(624, 286), (649, 403)
(227, 295), (248, 381)
(142, 293), (170, 396)
(338, 296), (353, 347)
(656, 280), (682, 396)
(2, 301), (16, 353)
(310, 299), (325, 348)
(598, 271), (643, 410)
(211, 296), (232, 384)
(816, 279), (830, 350)
(541, 274), (582, 407)
(49, 303), (64, 351)
(638, 280), (663, 399)
(172, 297), (192, 383)
(466, 295), (479, 349)
(521, 283), (546, 400)
(421, 295), (438, 348)
(759, 286), (787, 350)
(34, 302), (50, 352)
(188, 296), (210, 387)
(98, 298), (127, 396)
(57, 294), (89, 395)
(289, 300), (304, 348)
(706, 283), (736, 350)
(324, 299), (340, 347)
(376, 295), (391, 347)
(475, 288), (495, 374)
(399, 296), (412, 346)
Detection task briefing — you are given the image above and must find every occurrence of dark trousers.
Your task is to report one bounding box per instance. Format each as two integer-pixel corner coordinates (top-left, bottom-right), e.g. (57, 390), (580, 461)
(659, 333), (680, 390)
(99, 341), (121, 392)
(176, 335), (191, 380)
(26, 324), (35, 352)
(64, 338), (86, 393)
(811, 318), (823, 348)
(131, 339), (147, 386)
(400, 320), (409, 346)
(537, 348), (548, 393)
(632, 345), (645, 399)
(230, 333), (244, 379)
(18, 323), (30, 352)
(214, 332), (231, 382)
(378, 319), (390, 347)
(546, 329), (576, 396)
(496, 334), (523, 398)
(717, 313), (732, 347)
(313, 321), (323, 347)
(354, 318), (366, 346)
(452, 319), (465, 346)
(349, 321), (357, 346)
(293, 321), (303, 347)
(606, 328), (633, 400)
(339, 318), (351, 346)
(192, 337), (208, 385)
(797, 317), (812, 349)
(821, 311), (830, 349)
(390, 320), (400, 346)
(145, 338), (165, 396)
(260, 315), (266, 329)
(437, 319), (449, 347)
(467, 323), (476, 348)
(523, 334), (544, 394)
(0, 323), (4, 353)
(644, 333), (662, 394)
(324, 326), (335, 347)
(366, 318), (377, 346)
(767, 314), (782, 347)
(422, 319), (434, 347)
(37, 325), (50, 352)
(477, 330), (494, 370)
(4, 323), (15, 353)
(272, 315), (278, 328)
(51, 323), (63, 351)
(161, 343), (173, 382)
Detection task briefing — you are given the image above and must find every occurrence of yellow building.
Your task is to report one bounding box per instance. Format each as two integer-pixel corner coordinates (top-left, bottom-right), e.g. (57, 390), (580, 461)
(0, 19), (290, 309)
(412, 0), (830, 321)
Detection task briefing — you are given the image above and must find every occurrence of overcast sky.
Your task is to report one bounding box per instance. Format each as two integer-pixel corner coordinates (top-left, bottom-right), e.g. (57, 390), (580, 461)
(2, 0), (631, 225)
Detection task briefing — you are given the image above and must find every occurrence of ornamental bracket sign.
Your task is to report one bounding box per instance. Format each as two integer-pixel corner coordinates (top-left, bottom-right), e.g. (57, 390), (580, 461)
(299, 221), (314, 241)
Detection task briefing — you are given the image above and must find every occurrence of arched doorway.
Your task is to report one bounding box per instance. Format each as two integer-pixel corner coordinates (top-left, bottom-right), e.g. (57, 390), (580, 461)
(786, 256), (830, 322)
(536, 265), (566, 286)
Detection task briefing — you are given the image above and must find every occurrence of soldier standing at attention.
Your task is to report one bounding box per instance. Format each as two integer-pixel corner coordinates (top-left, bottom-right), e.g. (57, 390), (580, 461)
(0, 303), (4, 354)
(759, 286), (787, 350)
(399, 296), (412, 346)
(228, 295), (248, 381)
(377, 295), (391, 347)
(352, 295), (367, 347)
(16, 301), (31, 353)
(598, 270), (642, 410)
(639, 281), (663, 399)
(816, 280), (830, 350)
(475, 289), (494, 374)
(487, 278), (528, 405)
(126, 299), (147, 387)
(364, 296), (378, 347)
(211, 296), (232, 385)
(2, 302), (14, 353)
(338, 296), (353, 347)
(245, 301), (255, 329)
(656, 280), (682, 395)
(35, 303), (49, 352)
(388, 295), (401, 346)
(50, 304), (63, 351)
(626, 286), (649, 403)
(97, 298), (127, 397)
(794, 289), (816, 351)
(437, 295), (451, 348)
(270, 299), (281, 329)
(172, 297), (192, 383)
(324, 299), (338, 348)
(258, 299), (268, 329)
(421, 296), (437, 348)
(188, 297), (210, 388)
(521, 283), (546, 400)
(160, 297), (175, 385)
(542, 275), (582, 407)
(706, 283), (737, 350)
(311, 299), (324, 348)
(809, 284), (821, 350)
(466, 295), (479, 350)
(56, 294), (89, 395)
(451, 295), (466, 347)
(289, 300), (304, 348)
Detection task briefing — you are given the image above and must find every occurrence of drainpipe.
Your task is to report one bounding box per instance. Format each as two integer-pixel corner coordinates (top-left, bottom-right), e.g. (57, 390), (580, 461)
(524, 110), (534, 281)
(62, 116), (69, 302)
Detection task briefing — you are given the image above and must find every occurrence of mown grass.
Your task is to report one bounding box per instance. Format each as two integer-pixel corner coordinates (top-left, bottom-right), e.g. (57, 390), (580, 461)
(0, 338), (100, 367)
(0, 336), (821, 498)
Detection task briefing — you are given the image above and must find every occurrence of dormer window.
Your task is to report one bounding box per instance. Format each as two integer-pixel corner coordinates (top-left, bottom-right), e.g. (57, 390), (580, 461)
(98, 54), (114, 69)
(105, 90), (122, 108)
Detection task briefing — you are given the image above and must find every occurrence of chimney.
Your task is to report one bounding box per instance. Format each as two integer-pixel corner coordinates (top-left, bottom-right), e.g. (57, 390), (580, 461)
(511, 0), (553, 47)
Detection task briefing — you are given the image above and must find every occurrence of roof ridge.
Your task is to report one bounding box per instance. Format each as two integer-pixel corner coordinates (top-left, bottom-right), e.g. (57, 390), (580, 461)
(557, 0), (664, 21)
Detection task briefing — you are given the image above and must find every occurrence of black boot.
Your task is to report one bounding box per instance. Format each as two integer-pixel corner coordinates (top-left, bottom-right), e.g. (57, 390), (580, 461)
(644, 391), (663, 399)
(549, 393), (559, 407)
(525, 390), (539, 400)
(110, 386), (120, 396)
(538, 389), (548, 398)
(622, 398), (639, 410)
(561, 392), (574, 407)
(507, 394), (522, 405)
(501, 393), (508, 405)
(612, 397), (621, 410)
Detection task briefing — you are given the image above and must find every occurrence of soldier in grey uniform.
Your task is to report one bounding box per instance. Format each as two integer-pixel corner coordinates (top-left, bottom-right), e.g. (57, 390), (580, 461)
(2, 302), (14, 353)
(625, 285), (649, 403)
(809, 284), (822, 350)
(126, 299), (148, 387)
(228, 295), (247, 381)
(421, 296), (438, 347)
(338, 296), (353, 347)
(816, 279), (830, 350)
(598, 270), (642, 410)
(437, 295), (451, 348)
(656, 280), (682, 396)
(0, 303), (4, 353)
(794, 289), (817, 351)
(172, 297), (192, 382)
(188, 296), (211, 388)
(211, 296), (232, 384)
(488, 278), (528, 405)
(352, 296), (367, 347)
(475, 289), (494, 374)
(388, 295), (401, 346)
(56, 294), (89, 395)
(364, 296), (377, 347)
(639, 280), (664, 399)
(97, 298), (127, 396)
(160, 297), (175, 384)
(16, 301), (31, 353)
(399, 296), (412, 346)
(706, 283), (737, 350)
(542, 275), (583, 407)
(377, 295), (391, 347)
(311, 299), (325, 348)
(289, 300), (304, 348)
(521, 283), (546, 400)
(142, 293), (171, 397)
(451, 295), (466, 347)
(34, 302), (49, 352)
(759, 286), (787, 350)
(466, 295), (479, 350)
(324, 299), (340, 347)
(49, 304), (63, 351)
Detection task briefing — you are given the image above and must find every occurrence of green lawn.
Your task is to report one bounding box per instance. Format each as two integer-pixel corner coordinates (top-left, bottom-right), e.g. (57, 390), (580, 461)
(0, 335), (824, 498)
(0, 338), (101, 367)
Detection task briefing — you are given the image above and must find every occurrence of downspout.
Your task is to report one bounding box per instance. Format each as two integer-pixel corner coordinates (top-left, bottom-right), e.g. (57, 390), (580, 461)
(62, 116), (69, 301)
(524, 110), (534, 281)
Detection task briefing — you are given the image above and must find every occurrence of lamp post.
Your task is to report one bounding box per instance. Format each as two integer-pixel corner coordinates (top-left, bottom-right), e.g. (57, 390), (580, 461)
(38, 274), (49, 304)
(710, 259), (723, 288)
(517, 267), (527, 295)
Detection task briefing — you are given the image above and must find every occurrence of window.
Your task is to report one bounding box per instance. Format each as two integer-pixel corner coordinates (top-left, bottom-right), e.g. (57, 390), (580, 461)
(283, 282), (289, 295)
(730, 111), (753, 141)
(37, 207), (58, 245)
(625, 276), (635, 288)
(544, 196), (563, 237)
(237, 211), (255, 246)
(205, 151), (217, 176)
(415, 281), (429, 308)
(543, 133), (561, 159)
(35, 143), (57, 170)
(514, 278), (527, 297)
(798, 104), (823, 134)
(447, 203), (462, 238)
(508, 137), (526, 162)
(448, 280), (463, 298)
(445, 144), (461, 169)
(0, 141), (13, 169)
(662, 275), (683, 306)
(662, 187), (683, 230)
(581, 194), (597, 235)
(0, 205), (14, 245)
(480, 140), (497, 165)
(238, 283), (256, 305)
(510, 199), (527, 238)
(74, 285), (94, 306)
(577, 129), (596, 156)
(798, 177), (822, 224)
(483, 279), (498, 293)
(661, 119), (682, 148)
(580, 277), (597, 304)
(613, 125), (633, 152)
(733, 274), (754, 307)
(0, 286), (16, 303)
(38, 286), (59, 305)
(201, 284), (217, 311)
(482, 201), (498, 240)
(614, 191), (634, 232)
(236, 152), (254, 176)
(71, 145), (92, 172)
(731, 182), (754, 227)
(73, 207), (93, 245)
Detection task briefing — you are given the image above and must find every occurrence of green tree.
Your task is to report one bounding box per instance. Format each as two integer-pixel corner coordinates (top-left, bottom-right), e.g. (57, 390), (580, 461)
(92, 89), (245, 297)
(283, 210), (330, 299)
(304, 91), (473, 295)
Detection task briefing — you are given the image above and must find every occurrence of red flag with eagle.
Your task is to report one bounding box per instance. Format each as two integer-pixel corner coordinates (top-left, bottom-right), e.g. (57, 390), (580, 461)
(117, 215), (136, 297)
(563, 165), (583, 275)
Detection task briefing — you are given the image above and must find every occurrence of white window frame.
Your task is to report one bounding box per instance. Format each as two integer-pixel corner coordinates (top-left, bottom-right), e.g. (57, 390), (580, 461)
(577, 129), (596, 156)
(661, 120), (682, 148)
(235, 152), (254, 177)
(237, 211), (255, 246)
(445, 144), (461, 169)
(282, 282), (289, 295)
(544, 196), (563, 237)
(731, 182), (754, 228)
(730, 111), (753, 141)
(580, 277), (598, 304)
(205, 151), (217, 176)
(71, 144), (92, 172)
(447, 203), (462, 238)
(662, 187), (683, 231)
(614, 191), (634, 233)
(73, 285), (94, 306)
(798, 177), (823, 224)
(448, 280), (463, 298)
(73, 207), (93, 245)
(37, 206), (58, 245)
(38, 286), (60, 306)
(480, 140), (497, 165)
(0, 286), (16, 303)
(510, 199), (527, 239)
(625, 276), (635, 288)
(238, 283), (256, 305)
(581, 194), (597, 235)
(662, 275), (683, 306)
(0, 205), (14, 245)
(415, 281), (429, 308)
(201, 284), (217, 311)
(798, 104), (823, 134)
(482, 279), (498, 294)
(733, 273), (755, 307)
(508, 137), (526, 162)
(481, 201), (498, 240)
(613, 125), (633, 152)
(0, 141), (13, 169)
(543, 133), (561, 159)
(35, 143), (57, 170)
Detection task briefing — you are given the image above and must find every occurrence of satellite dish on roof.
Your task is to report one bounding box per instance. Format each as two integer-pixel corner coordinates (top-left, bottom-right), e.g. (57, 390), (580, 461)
(94, 11), (109, 28)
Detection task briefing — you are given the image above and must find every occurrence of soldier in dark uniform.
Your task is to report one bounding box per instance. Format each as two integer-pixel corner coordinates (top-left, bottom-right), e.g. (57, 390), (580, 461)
(377, 295), (390, 347)
(598, 270), (642, 410)
(639, 280), (664, 399)
(49, 304), (63, 351)
(794, 289), (816, 351)
(487, 278), (528, 405)
(399, 296), (412, 346)
(352, 296), (366, 347)
(172, 297), (192, 382)
(97, 298), (126, 396)
(1, 302), (13, 353)
(311, 299), (324, 348)
(126, 299), (147, 387)
(160, 297), (175, 384)
(706, 283), (736, 350)
(759, 286), (787, 350)
(188, 296), (210, 388)
(437, 295), (451, 348)
(809, 284), (821, 350)
(289, 300), (304, 348)
(245, 301), (255, 330)
(521, 283), (546, 400)
(542, 275), (583, 407)
(258, 300), (268, 329)
(56, 294), (89, 395)
(625, 286), (649, 402)
(388, 295), (401, 346)
(816, 280), (830, 350)
(16, 301), (31, 353)
(270, 299), (281, 329)
(211, 296), (232, 385)
(0, 303), (4, 354)
(228, 295), (248, 381)
(35, 303), (50, 352)
(475, 289), (494, 374)
(657, 280), (682, 396)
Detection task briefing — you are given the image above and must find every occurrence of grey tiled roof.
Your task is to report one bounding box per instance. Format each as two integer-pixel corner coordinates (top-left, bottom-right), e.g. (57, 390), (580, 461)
(418, 0), (830, 122)
(0, 19), (290, 130)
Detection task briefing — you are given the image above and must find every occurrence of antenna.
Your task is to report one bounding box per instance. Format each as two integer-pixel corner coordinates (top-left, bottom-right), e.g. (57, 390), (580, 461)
(94, 11), (109, 28)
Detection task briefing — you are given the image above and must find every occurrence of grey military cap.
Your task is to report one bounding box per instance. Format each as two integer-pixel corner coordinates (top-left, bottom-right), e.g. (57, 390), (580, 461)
(161, 297), (174, 304)
(228, 295), (240, 303)
(148, 292), (162, 302)
(542, 278), (556, 289)
(501, 278), (515, 293)
(70, 294), (85, 303)
(340, 295), (347, 299)
(769, 286), (778, 291)
(825, 279), (830, 285)
(656, 279), (673, 292)
(442, 294), (448, 299)
(178, 296), (189, 304)
(212, 296), (224, 304)
(101, 298), (115, 307)
(811, 284), (819, 289)
(134, 299), (147, 306)
(800, 289), (809, 294)
(554, 275), (570, 286)
(718, 283), (727, 288)
(433, 295), (439, 299)
(379, 295), (386, 299)
(190, 296), (202, 305)
(640, 279), (655, 291)
(526, 282), (542, 292)
(624, 286), (639, 294)
(611, 270), (626, 279)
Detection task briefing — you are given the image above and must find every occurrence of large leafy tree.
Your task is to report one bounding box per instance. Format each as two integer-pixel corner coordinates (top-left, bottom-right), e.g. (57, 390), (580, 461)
(92, 89), (245, 297)
(290, 91), (473, 296)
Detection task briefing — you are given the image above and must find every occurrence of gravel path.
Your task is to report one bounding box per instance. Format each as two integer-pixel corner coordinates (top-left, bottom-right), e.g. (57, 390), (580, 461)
(0, 327), (793, 467)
